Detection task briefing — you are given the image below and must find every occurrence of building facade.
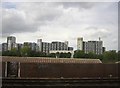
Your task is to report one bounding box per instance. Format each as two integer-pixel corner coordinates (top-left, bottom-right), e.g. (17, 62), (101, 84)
(84, 41), (103, 55)
(2, 36), (74, 56)
(37, 39), (42, 52)
(68, 47), (73, 51)
(31, 43), (37, 51)
(51, 41), (68, 51)
(15, 43), (23, 51)
(7, 36), (16, 51)
(42, 42), (51, 54)
(77, 37), (83, 50)
(2, 43), (8, 51)
(23, 42), (38, 51)
(36, 40), (73, 55)
(77, 37), (104, 55)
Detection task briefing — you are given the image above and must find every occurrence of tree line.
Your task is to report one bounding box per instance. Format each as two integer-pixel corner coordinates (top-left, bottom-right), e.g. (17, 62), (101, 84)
(73, 50), (120, 63)
(1, 46), (120, 63)
(2, 46), (71, 58)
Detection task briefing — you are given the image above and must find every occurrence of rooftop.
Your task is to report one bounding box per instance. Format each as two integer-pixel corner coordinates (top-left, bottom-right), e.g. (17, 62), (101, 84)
(1, 56), (102, 64)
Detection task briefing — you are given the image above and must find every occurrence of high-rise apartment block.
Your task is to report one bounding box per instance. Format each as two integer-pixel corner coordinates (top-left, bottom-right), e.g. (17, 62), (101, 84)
(77, 37), (104, 55)
(31, 43), (38, 51)
(2, 43), (8, 51)
(2, 36), (105, 56)
(15, 43), (23, 51)
(37, 39), (51, 53)
(42, 42), (51, 53)
(51, 41), (68, 51)
(2, 36), (73, 55)
(37, 39), (42, 52)
(7, 36), (16, 50)
(37, 39), (73, 54)
(77, 37), (83, 50)
(84, 41), (103, 55)
(23, 42), (38, 51)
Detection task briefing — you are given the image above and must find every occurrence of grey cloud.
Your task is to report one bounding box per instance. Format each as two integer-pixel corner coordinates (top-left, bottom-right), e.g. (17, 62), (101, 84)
(18, 2), (63, 22)
(90, 31), (110, 39)
(55, 2), (95, 9)
(2, 3), (59, 36)
(35, 8), (63, 22)
(85, 27), (111, 39)
(1, 2), (98, 36)
(0, 7), (2, 37)
(2, 9), (37, 36)
(2, 2), (64, 36)
(85, 27), (98, 30)
(0, 44), (2, 51)
(1, 2), (118, 51)
(118, 2), (120, 50)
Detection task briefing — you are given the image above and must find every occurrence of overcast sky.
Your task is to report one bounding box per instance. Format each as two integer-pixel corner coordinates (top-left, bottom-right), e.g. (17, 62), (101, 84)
(1, 1), (118, 50)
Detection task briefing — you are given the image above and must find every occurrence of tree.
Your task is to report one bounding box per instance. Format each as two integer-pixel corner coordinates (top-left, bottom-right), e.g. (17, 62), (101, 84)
(47, 53), (56, 58)
(118, 51), (120, 61)
(0, 51), (2, 56)
(10, 48), (18, 56)
(87, 52), (96, 59)
(96, 54), (103, 60)
(2, 48), (19, 56)
(66, 52), (71, 58)
(102, 50), (118, 62)
(59, 52), (71, 58)
(56, 52), (60, 58)
(59, 52), (64, 58)
(73, 50), (86, 58)
(20, 46), (31, 57)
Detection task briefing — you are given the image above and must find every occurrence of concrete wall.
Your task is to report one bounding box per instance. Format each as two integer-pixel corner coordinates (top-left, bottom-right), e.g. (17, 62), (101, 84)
(2, 62), (119, 78)
(20, 63), (119, 78)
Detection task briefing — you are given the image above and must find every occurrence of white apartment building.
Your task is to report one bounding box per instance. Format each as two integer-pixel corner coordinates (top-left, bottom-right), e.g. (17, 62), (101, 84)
(77, 37), (83, 50)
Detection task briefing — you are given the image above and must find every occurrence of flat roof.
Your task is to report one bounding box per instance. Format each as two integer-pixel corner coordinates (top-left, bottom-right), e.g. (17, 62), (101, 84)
(1, 56), (102, 64)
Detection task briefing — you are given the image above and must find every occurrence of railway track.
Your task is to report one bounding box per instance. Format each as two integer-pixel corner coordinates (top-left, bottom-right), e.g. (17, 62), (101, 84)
(2, 78), (120, 88)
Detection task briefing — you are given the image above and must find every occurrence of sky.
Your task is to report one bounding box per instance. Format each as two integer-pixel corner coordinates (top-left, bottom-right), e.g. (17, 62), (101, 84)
(1, 1), (119, 51)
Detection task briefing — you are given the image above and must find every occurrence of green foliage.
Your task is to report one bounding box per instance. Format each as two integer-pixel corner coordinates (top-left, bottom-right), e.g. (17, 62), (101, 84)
(47, 53), (56, 58)
(2, 48), (20, 56)
(66, 52), (71, 58)
(2, 46), (119, 63)
(86, 52), (103, 59)
(73, 50), (119, 63)
(73, 50), (86, 58)
(118, 51), (120, 61)
(72, 50), (84, 58)
(0, 51), (2, 56)
(56, 52), (60, 58)
(102, 50), (118, 62)
(28, 51), (46, 57)
(10, 48), (19, 56)
(20, 46), (31, 56)
(59, 52), (71, 58)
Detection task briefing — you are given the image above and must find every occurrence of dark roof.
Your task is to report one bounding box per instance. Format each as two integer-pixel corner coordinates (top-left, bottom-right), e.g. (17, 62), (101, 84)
(1, 56), (102, 64)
